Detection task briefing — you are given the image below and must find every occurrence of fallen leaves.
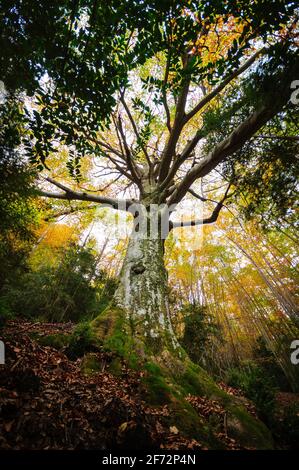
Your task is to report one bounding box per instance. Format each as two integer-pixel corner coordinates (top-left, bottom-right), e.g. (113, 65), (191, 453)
(0, 319), (261, 451)
(186, 395), (242, 450)
(0, 320), (192, 450)
(218, 381), (258, 419)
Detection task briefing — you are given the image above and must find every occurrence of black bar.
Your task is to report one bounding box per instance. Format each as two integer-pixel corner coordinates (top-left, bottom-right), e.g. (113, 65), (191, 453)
(0, 450), (295, 468)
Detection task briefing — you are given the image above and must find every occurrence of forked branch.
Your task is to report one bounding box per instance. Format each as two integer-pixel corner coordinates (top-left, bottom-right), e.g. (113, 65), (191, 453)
(170, 184), (232, 229)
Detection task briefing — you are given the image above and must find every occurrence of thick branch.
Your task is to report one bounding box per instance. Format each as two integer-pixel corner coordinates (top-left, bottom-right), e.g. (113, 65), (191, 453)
(38, 178), (135, 211)
(168, 75), (295, 207)
(158, 51), (262, 188)
(158, 58), (191, 182)
(170, 208), (221, 229)
(184, 48), (264, 124)
(117, 115), (142, 187)
(158, 130), (205, 199)
(161, 51), (265, 191)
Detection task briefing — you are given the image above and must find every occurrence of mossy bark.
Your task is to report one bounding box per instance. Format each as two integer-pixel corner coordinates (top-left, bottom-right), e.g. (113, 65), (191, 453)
(92, 206), (180, 358)
(114, 231), (179, 352)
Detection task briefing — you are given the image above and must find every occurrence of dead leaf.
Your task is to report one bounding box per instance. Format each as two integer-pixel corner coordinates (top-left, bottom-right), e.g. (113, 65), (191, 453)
(4, 421), (14, 433)
(169, 425), (179, 434)
(118, 422), (128, 433)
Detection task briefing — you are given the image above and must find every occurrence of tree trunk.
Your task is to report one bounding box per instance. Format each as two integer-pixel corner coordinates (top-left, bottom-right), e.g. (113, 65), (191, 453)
(114, 227), (179, 353)
(91, 204), (180, 359)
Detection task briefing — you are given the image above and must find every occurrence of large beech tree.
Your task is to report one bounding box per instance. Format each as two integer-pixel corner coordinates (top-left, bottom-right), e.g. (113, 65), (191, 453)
(2, 0), (298, 357)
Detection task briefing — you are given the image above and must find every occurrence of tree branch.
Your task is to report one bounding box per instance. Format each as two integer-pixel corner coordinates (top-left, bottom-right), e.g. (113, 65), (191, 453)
(158, 129), (204, 197)
(38, 178), (135, 211)
(158, 56), (191, 182)
(168, 72), (295, 207)
(160, 49), (264, 190)
(188, 187), (221, 204)
(184, 48), (264, 124)
(158, 49), (261, 187)
(74, 125), (124, 159)
(170, 185), (231, 229)
(160, 50), (265, 195)
(162, 48), (172, 133)
(44, 204), (97, 221)
(120, 93), (152, 166)
(117, 115), (143, 188)
(170, 206), (222, 229)
(256, 134), (299, 142)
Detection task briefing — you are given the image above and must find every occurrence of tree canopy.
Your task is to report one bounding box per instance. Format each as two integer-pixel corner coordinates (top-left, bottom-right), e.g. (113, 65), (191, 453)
(1, 1), (298, 230)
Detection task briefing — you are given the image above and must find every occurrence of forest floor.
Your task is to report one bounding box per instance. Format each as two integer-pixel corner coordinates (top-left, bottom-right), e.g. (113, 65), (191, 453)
(0, 320), (297, 450)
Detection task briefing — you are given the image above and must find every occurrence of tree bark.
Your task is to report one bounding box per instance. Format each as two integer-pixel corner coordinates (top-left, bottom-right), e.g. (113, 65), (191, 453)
(92, 204), (180, 359)
(114, 227), (179, 353)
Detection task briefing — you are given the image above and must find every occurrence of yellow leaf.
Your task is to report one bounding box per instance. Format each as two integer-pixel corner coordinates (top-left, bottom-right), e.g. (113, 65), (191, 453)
(170, 425), (179, 434)
(118, 422), (128, 433)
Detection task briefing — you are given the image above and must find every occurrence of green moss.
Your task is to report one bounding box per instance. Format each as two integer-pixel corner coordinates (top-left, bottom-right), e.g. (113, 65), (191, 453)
(226, 404), (273, 449)
(81, 353), (102, 375)
(170, 360), (226, 402)
(91, 305), (120, 337)
(142, 357), (272, 449)
(107, 357), (122, 375)
(142, 360), (220, 448)
(141, 361), (223, 447)
(167, 397), (225, 449)
(144, 361), (164, 376)
(143, 373), (173, 405)
(66, 322), (97, 359)
(91, 306), (143, 369)
(83, 306), (274, 449)
(169, 399), (203, 435)
(172, 361), (273, 449)
(36, 333), (71, 350)
(178, 367), (209, 396)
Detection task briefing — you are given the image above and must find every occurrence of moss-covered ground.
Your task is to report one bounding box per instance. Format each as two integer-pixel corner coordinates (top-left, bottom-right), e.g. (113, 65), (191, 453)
(32, 306), (274, 449)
